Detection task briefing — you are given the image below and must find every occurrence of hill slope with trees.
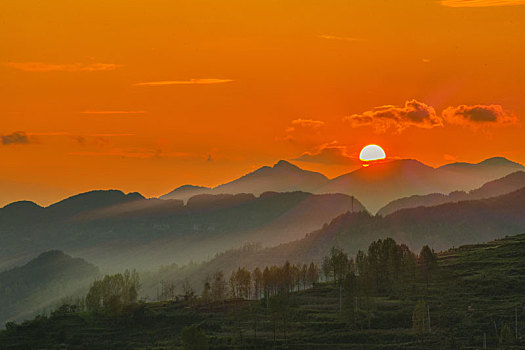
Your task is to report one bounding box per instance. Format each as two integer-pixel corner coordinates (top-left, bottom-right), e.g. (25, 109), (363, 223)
(2, 234), (525, 349)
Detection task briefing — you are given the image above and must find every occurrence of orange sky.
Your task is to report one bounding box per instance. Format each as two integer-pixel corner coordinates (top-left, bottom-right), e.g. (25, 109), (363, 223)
(1, 0), (525, 206)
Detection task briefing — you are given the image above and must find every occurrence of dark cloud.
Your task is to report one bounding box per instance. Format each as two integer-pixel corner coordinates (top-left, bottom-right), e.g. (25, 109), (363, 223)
(293, 143), (360, 166)
(442, 104), (519, 128)
(343, 100), (442, 133)
(1, 131), (30, 145)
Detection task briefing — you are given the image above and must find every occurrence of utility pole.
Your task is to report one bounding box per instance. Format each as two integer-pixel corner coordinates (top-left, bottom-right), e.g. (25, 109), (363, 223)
(351, 196), (354, 213)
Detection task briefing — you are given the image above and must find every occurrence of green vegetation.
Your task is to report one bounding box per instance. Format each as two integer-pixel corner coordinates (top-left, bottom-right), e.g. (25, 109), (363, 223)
(2, 234), (525, 349)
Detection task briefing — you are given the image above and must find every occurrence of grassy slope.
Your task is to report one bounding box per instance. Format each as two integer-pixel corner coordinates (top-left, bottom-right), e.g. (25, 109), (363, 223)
(2, 234), (525, 349)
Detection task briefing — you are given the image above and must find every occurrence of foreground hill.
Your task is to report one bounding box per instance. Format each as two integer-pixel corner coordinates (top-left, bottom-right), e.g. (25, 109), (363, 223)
(0, 190), (365, 272)
(3, 234), (525, 349)
(378, 170), (525, 216)
(0, 250), (99, 326)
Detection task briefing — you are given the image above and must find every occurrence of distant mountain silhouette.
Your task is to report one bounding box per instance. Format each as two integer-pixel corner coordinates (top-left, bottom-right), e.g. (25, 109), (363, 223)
(160, 160), (329, 201)
(160, 157), (524, 213)
(214, 160), (329, 194)
(0, 250), (99, 326)
(320, 159), (441, 213)
(0, 190), (365, 272)
(378, 171), (525, 216)
(160, 185), (211, 202)
(438, 157), (524, 185)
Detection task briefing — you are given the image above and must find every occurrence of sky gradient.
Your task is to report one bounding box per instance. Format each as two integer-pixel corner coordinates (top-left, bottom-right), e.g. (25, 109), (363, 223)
(1, 0), (525, 206)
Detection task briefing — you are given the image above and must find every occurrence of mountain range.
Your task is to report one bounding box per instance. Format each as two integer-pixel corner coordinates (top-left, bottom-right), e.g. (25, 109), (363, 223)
(161, 160), (329, 202)
(0, 190), (365, 272)
(378, 170), (525, 216)
(161, 157), (524, 212)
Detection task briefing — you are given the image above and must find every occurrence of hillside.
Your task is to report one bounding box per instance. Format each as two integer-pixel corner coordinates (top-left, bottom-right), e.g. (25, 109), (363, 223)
(2, 234), (525, 349)
(0, 250), (99, 326)
(153, 186), (525, 294)
(378, 170), (525, 216)
(0, 190), (366, 272)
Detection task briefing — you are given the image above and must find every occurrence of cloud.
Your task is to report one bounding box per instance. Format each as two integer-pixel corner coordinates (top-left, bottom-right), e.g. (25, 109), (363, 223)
(291, 119), (325, 129)
(343, 99), (443, 133)
(88, 133), (135, 137)
(442, 104), (519, 128)
(69, 148), (193, 159)
(317, 35), (364, 42)
(1, 131), (31, 145)
(27, 132), (73, 136)
(280, 118), (326, 141)
(293, 142), (360, 166)
(1, 131), (30, 145)
(134, 79), (233, 86)
(441, 0), (525, 7)
(292, 141), (361, 166)
(80, 110), (146, 115)
(4, 62), (120, 72)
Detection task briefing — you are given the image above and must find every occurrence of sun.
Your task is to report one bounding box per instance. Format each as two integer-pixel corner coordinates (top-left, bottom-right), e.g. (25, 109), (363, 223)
(359, 144), (386, 163)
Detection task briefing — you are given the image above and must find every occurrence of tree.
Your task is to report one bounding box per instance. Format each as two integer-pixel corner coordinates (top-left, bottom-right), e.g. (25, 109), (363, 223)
(412, 300), (429, 335)
(499, 323), (514, 348)
(329, 247), (349, 284)
(85, 270), (141, 314)
(300, 264), (308, 290)
(201, 279), (211, 303)
(419, 245), (437, 290)
(322, 256), (332, 282)
(181, 325), (209, 350)
(182, 278), (196, 302)
(211, 271), (227, 302)
(307, 262), (319, 287)
(253, 267), (263, 300)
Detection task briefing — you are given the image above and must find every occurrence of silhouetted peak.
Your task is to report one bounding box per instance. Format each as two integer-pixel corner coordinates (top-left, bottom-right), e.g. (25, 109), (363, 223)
(478, 157), (523, 167)
(2, 200), (42, 211)
(442, 157), (524, 169)
(273, 160), (301, 170)
(175, 184), (210, 191)
(126, 192), (146, 200)
(36, 250), (69, 261)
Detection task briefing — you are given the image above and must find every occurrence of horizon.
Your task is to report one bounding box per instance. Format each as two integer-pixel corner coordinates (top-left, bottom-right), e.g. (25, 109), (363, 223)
(1, 154), (521, 208)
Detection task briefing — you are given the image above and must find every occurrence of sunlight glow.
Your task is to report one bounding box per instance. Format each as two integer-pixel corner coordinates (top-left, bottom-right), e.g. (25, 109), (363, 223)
(359, 145), (386, 162)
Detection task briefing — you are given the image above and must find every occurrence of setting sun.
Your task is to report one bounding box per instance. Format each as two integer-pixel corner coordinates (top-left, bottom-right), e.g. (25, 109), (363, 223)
(359, 144), (386, 162)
